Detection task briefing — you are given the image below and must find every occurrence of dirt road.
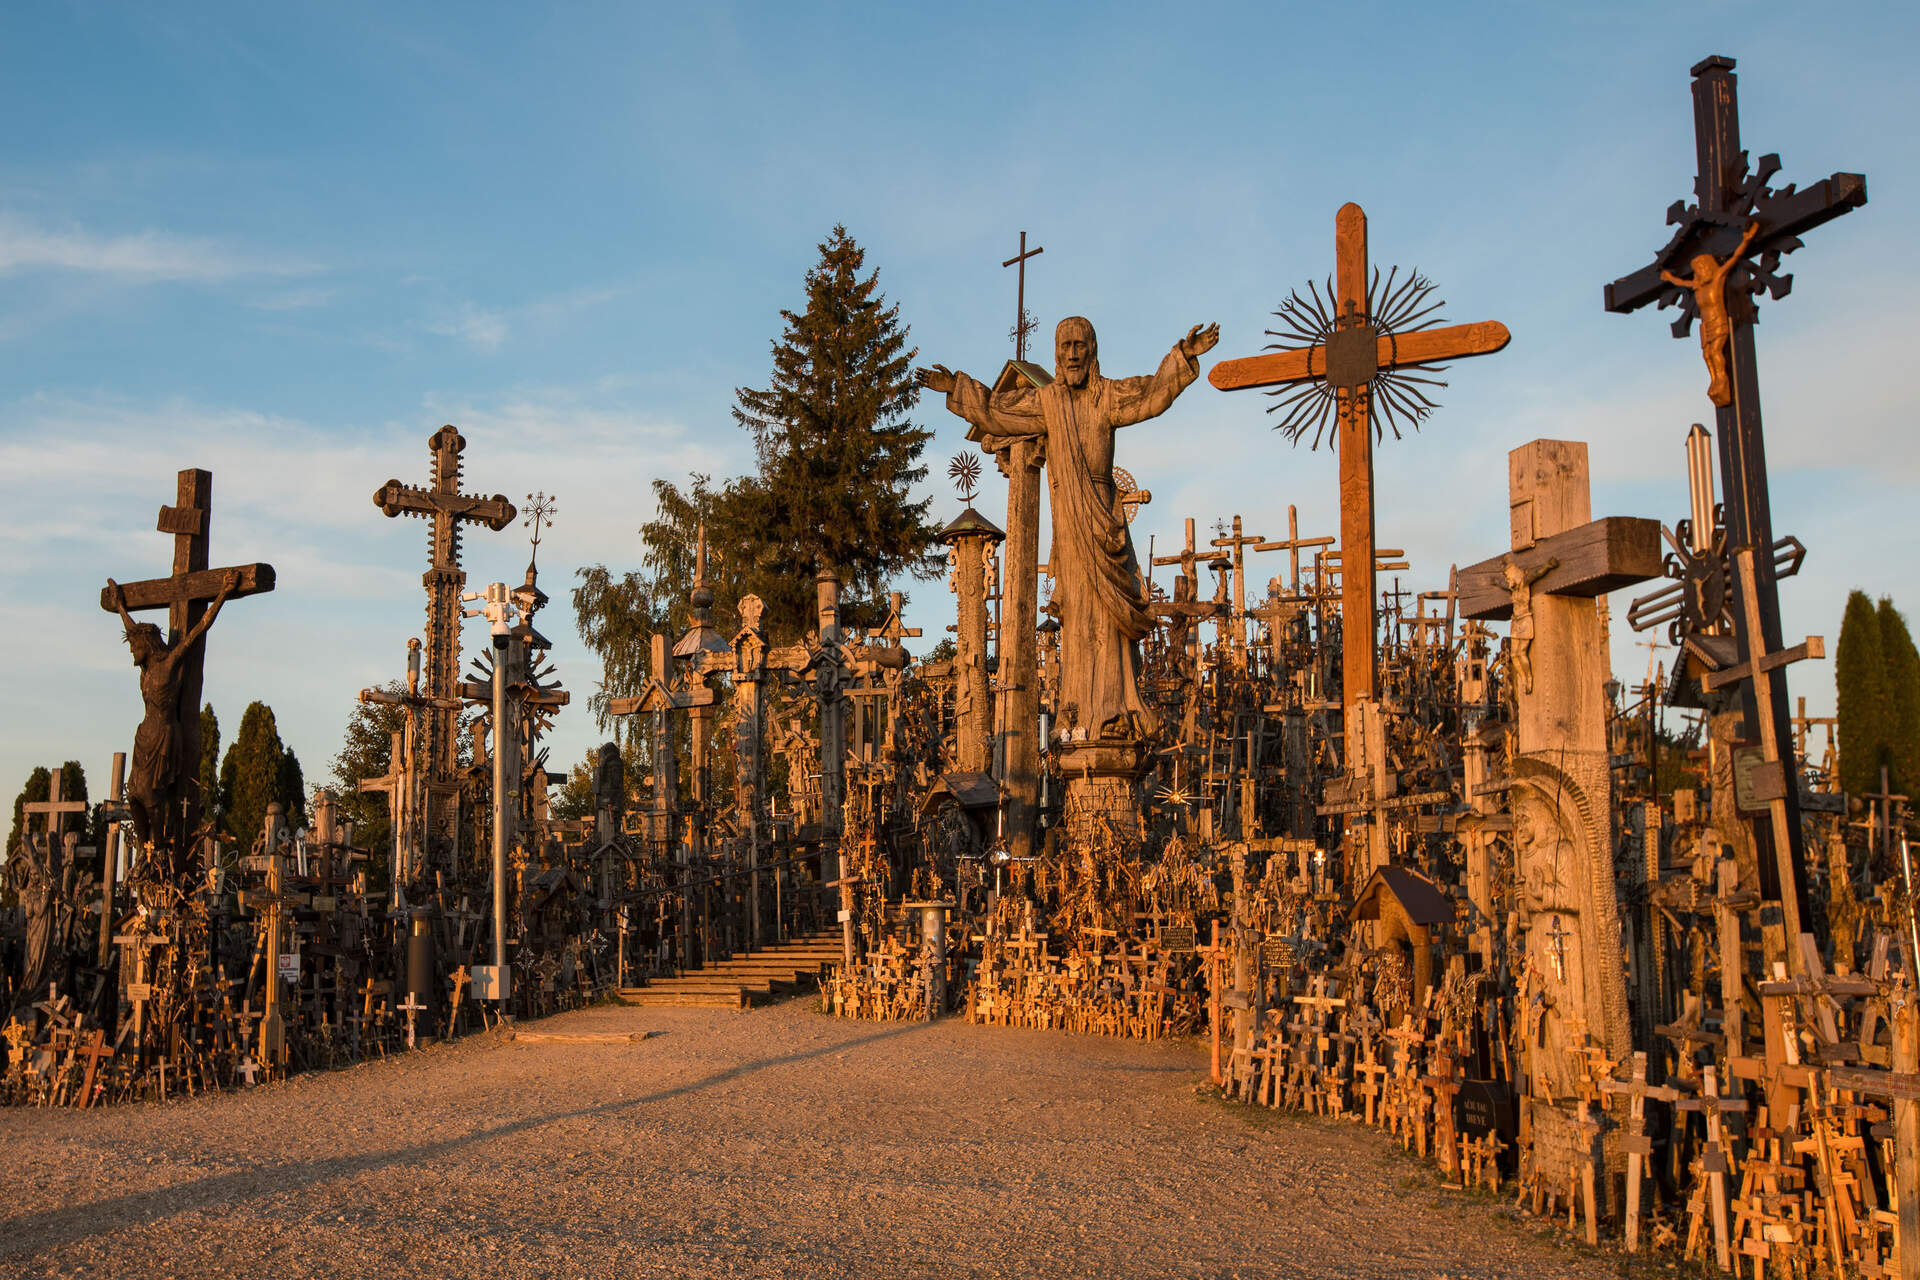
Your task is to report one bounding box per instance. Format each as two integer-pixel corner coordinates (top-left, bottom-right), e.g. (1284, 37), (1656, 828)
(0, 999), (1617, 1279)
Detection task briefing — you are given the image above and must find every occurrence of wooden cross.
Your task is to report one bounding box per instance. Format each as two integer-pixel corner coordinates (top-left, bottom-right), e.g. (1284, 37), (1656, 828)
(373, 426), (515, 784)
(97, 468), (275, 842)
(1002, 231), (1044, 362)
(398, 993), (425, 1050)
(1601, 1050), (1688, 1252)
(1253, 504), (1334, 595)
(1606, 56), (1865, 940)
(1677, 1064), (1748, 1272)
(1209, 515), (1266, 662)
(1210, 202), (1510, 776)
(75, 1028), (113, 1110)
(21, 770), (87, 844)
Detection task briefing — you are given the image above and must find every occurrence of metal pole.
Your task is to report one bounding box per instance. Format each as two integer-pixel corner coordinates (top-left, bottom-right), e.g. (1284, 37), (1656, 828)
(491, 630), (509, 979)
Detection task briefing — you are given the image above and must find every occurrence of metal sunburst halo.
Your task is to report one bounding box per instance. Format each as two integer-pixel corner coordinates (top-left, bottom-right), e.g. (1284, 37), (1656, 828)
(948, 452), (983, 505)
(1261, 265), (1453, 451)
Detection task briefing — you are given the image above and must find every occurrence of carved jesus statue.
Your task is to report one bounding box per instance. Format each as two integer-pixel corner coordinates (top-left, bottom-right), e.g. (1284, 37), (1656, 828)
(918, 316), (1218, 742)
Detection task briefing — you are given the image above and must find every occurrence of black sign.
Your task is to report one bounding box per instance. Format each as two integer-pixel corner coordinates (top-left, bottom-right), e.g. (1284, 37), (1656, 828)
(1160, 925), (1196, 955)
(1261, 936), (1294, 968)
(1455, 1079), (1517, 1139)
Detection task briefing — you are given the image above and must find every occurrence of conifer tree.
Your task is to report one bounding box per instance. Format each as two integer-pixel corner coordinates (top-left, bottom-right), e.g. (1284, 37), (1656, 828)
(329, 683), (407, 867)
(1878, 596), (1920, 797)
(1836, 589), (1891, 798)
(728, 224), (938, 636)
(197, 704), (221, 826)
(277, 749), (307, 830)
(219, 701), (289, 845)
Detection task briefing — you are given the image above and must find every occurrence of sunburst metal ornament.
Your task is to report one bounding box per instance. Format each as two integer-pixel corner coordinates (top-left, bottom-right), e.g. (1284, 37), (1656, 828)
(948, 452), (982, 504)
(523, 491), (557, 562)
(1261, 267), (1452, 450)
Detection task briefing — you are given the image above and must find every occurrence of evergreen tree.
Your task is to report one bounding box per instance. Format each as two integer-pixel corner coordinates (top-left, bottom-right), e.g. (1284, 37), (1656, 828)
(1836, 589), (1891, 798)
(729, 224), (938, 636)
(1878, 596), (1920, 798)
(277, 749), (307, 831)
(219, 701), (289, 846)
(197, 704), (221, 826)
(329, 683), (406, 867)
(6, 765), (52, 862)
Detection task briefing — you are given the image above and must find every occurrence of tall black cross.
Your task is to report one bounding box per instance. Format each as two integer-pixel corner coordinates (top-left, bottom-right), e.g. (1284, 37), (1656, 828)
(1002, 231), (1044, 362)
(1604, 55), (1866, 938)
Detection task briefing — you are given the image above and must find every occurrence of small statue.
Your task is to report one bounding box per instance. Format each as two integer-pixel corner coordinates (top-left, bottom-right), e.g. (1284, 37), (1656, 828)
(1501, 556), (1558, 695)
(106, 570), (239, 859)
(1661, 220), (1761, 407)
(5, 832), (59, 1015)
(592, 742), (625, 830)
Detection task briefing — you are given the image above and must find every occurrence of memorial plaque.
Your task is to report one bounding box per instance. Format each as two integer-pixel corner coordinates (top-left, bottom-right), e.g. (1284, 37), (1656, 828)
(1160, 924), (1197, 955)
(1261, 936), (1295, 968)
(1456, 1078), (1517, 1139)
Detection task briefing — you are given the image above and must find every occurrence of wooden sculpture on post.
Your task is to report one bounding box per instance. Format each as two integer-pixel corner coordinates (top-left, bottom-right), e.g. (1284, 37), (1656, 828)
(99, 467), (275, 882)
(919, 315), (1218, 833)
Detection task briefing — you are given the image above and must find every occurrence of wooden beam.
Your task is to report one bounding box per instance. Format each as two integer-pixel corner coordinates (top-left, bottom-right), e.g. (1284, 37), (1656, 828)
(1207, 321), (1511, 392)
(99, 562), (275, 613)
(1458, 516), (1662, 620)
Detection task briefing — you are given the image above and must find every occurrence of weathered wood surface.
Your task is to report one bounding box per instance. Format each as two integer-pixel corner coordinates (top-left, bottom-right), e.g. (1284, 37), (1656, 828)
(1457, 516), (1661, 620)
(1207, 321), (1511, 392)
(99, 562), (275, 612)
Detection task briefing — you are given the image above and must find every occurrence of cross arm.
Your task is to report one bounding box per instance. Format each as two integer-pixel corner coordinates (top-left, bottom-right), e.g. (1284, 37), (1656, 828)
(1457, 517), (1662, 620)
(1208, 322), (1511, 392)
(100, 563), (275, 613)
(1603, 172), (1867, 314)
(372, 481), (515, 529)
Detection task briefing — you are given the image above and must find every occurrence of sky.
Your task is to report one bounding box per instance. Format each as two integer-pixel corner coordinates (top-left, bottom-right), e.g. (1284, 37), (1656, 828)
(2, 1), (1915, 802)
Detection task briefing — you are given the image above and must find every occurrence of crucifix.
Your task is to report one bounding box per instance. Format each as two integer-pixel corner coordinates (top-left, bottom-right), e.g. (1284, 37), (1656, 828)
(1253, 504), (1334, 596)
(1002, 231), (1044, 362)
(1209, 515), (1265, 665)
(99, 468), (274, 875)
(373, 426), (516, 817)
(1604, 55), (1866, 947)
(1212, 205), (1510, 834)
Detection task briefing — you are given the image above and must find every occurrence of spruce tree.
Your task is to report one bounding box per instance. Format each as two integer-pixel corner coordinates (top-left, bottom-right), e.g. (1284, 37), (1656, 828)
(277, 749), (307, 830)
(220, 701), (288, 846)
(330, 683), (406, 863)
(1878, 596), (1920, 798)
(197, 704), (221, 825)
(1836, 590), (1891, 798)
(730, 224), (938, 637)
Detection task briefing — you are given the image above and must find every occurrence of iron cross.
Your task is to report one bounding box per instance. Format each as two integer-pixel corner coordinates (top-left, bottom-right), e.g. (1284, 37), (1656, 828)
(1002, 231), (1044, 362)
(1604, 55), (1866, 939)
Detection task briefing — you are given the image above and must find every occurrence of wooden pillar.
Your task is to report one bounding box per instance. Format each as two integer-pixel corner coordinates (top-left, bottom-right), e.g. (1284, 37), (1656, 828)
(97, 751), (126, 968)
(943, 512), (1003, 776)
(995, 439), (1043, 861)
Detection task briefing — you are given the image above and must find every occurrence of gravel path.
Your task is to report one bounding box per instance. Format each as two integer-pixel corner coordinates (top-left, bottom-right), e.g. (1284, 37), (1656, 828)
(0, 999), (1622, 1279)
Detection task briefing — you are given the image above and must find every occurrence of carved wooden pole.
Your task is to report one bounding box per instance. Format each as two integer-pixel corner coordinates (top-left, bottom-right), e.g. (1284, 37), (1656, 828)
(995, 439), (1043, 861)
(942, 506), (1004, 776)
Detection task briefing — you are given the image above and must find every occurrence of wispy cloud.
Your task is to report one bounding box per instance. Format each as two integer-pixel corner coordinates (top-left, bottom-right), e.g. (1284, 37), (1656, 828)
(427, 301), (510, 351)
(0, 213), (318, 282)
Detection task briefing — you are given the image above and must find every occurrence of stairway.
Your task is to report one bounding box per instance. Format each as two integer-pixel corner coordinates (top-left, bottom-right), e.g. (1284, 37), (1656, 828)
(617, 929), (844, 1010)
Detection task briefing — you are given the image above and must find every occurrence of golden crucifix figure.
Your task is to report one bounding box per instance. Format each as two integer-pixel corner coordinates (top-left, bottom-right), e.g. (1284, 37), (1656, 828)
(1661, 220), (1760, 407)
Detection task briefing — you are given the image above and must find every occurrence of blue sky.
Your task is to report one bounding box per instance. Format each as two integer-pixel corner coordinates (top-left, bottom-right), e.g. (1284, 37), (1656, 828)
(2, 2), (1914, 799)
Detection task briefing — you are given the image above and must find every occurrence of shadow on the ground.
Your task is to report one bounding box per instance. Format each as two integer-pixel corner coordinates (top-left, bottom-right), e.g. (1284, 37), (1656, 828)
(1, 1021), (928, 1260)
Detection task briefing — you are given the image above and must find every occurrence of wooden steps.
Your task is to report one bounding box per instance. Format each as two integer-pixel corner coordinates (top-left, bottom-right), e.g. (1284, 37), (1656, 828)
(618, 931), (844, 1009)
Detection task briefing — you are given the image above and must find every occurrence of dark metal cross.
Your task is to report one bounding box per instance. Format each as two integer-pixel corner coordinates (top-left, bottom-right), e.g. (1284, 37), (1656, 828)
(373, 426), (515, 783)
(1604, 55), (1867, 941)
(1002, 231), (1044, 362)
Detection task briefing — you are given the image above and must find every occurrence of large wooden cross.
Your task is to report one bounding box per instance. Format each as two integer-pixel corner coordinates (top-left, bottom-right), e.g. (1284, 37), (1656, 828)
(1210, 203), (1509, 781)
(97, 468), (275, 842)
(21, 769), (88, 845)
(373, 426), (515, 787)
(1604, 55), (1865, 938)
